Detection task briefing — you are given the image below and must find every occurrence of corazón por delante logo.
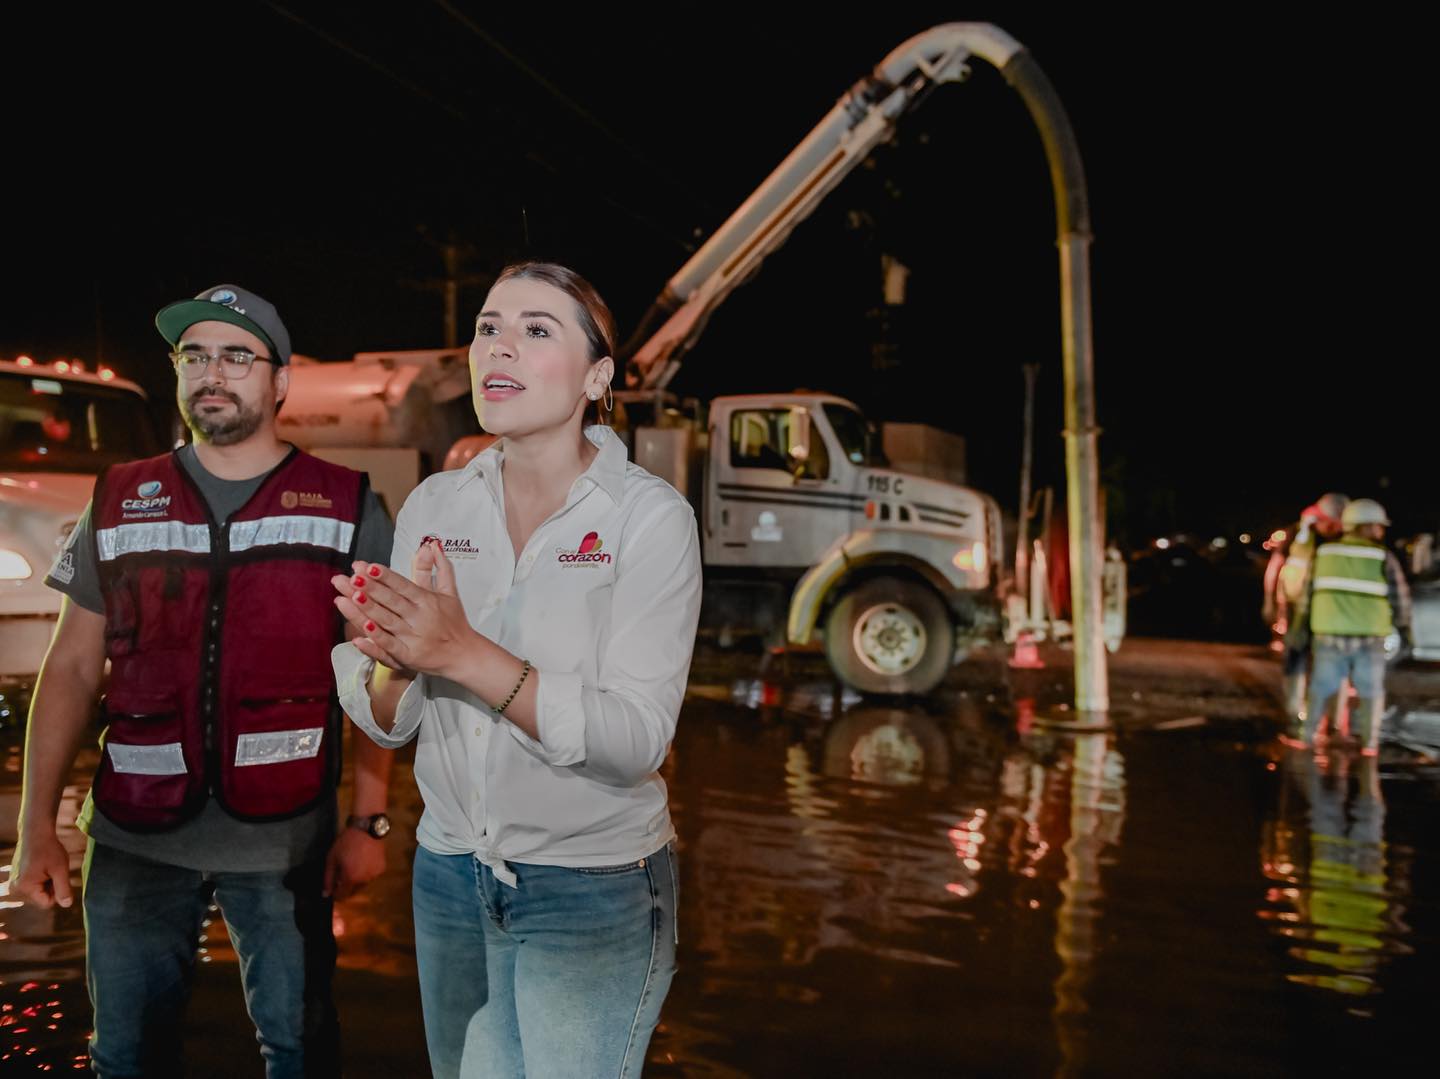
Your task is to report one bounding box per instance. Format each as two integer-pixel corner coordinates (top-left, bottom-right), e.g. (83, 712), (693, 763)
(555, 531), (611, 566)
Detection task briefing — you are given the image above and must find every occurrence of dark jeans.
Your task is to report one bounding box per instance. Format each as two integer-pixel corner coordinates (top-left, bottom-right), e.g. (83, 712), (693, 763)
(82, 841), (339, 1078)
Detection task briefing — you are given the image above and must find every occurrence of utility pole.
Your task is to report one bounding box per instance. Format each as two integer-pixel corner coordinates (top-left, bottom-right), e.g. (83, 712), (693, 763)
(442, 241), (460, 348)
(93, 280), (105, 366)
(1016, 363), (1040, 606)
(409, 230), (488, 347)
(995, 35), (1109, 720)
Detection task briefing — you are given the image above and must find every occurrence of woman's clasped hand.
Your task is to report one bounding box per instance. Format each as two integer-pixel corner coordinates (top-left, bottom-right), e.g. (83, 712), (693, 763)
(331, 538), (474, 677)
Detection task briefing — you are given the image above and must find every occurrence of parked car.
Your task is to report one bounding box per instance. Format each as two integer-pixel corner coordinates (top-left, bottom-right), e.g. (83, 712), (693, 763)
(1408, 543), (1440, 662)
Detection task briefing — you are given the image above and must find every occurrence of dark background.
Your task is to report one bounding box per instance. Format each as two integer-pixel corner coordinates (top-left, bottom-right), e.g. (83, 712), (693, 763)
(2, 6), (1430, 548)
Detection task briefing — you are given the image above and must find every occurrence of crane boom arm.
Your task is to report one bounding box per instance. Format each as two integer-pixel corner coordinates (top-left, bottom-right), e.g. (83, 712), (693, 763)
(623, 23), (1024, 391)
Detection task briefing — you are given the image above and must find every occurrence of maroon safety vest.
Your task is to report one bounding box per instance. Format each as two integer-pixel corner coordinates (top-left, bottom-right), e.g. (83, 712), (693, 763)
(91, 448), (363, 830)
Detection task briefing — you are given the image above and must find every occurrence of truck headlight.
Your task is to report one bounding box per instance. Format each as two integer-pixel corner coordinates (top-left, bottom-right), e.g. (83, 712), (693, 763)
(952, 542), (987, 576)
(0, 548), (35, 580)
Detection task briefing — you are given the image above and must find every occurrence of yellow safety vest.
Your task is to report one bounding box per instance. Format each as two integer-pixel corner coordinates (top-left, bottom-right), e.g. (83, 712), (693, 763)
(1310, 537), (1392, 637)
(1278, 525), (1316, 606)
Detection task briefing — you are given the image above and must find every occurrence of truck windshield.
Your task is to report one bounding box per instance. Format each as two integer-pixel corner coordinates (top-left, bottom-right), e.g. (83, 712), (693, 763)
(0, 373), (162, 473)
(823, 404), (888, 468)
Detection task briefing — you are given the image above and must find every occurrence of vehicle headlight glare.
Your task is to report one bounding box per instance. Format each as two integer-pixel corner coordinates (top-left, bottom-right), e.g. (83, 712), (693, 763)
(0, 548), (35, 580)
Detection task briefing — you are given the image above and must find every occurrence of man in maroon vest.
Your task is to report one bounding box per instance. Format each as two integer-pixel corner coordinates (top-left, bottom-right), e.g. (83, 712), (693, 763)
(10, 285), (396, 1077)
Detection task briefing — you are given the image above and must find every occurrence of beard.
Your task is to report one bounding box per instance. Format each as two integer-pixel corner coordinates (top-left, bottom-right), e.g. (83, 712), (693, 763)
(181, 383), (266, 446)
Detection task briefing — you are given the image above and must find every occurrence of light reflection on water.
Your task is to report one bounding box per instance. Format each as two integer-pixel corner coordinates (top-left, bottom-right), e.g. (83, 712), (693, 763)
(1, 669), (1432, 1076)
(1259, 749), (1411, 1000)
(0, 741), (92, 1072)
(651, 681), (1129, 1076)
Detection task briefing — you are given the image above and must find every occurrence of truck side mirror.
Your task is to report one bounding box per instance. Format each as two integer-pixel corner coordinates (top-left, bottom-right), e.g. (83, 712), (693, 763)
(786, 406), (811, 476)
(866, 420), (886, 466)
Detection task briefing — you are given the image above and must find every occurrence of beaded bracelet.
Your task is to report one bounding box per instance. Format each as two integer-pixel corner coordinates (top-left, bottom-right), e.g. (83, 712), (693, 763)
(494, 659), (532, 715)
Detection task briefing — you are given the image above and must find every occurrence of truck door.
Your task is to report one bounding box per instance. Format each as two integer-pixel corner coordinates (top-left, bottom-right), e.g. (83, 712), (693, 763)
(706, 401), (858, 569)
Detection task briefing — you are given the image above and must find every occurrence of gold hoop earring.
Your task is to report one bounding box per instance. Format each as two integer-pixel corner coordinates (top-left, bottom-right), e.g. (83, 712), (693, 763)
(603, 384), (614, 413)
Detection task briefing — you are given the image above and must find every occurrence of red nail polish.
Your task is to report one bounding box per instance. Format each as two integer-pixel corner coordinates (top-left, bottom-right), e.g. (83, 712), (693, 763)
(364, 621), (376, 633)
(368, 566), (382, 577)
(354, 592), (367, 604)
(352, 576), (365, 588)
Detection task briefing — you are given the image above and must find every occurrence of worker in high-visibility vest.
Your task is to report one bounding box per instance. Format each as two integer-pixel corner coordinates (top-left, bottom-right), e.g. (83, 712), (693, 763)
(1289, 499), (1412, 753)
(1279, 752), (1389, 993)
(1265, 492), (1349, 724)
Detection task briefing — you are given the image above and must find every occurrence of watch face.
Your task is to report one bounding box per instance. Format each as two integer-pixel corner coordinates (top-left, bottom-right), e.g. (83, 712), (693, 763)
(370, 814), (392, 838)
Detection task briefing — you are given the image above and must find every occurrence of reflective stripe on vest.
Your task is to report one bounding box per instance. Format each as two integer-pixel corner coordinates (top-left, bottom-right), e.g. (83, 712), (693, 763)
(1278, 531), (1316, 605)
(96, 520), (211, 561)
(235, 727), (325, 766)
(1311, 540), (1392, 636)
(1317, 543), (1386, 560)
(107, 742), (187, 775)
(1313, 576), (1388, 597)
(97, 515), (354, 561)
(229, 515), (354, 555)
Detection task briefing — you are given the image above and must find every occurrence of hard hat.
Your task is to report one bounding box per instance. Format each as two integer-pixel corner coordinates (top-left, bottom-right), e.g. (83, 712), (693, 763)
(1341, 498), (1390, 528)
(1314, 492), (1350, 521)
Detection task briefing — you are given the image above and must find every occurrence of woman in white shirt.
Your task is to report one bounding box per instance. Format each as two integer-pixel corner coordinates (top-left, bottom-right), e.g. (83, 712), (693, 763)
(330, 262), (702, 1078)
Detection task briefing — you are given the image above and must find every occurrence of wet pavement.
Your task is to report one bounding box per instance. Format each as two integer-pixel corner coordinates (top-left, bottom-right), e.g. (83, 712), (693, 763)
(2, 638), (1436, 1075)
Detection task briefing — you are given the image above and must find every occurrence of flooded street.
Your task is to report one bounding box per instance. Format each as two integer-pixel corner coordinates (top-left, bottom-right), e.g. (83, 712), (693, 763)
(3, 639), (1436, 1075)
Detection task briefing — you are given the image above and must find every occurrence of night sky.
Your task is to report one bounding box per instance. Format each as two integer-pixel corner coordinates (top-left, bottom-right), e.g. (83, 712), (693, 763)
(3, 7), (1430, 545)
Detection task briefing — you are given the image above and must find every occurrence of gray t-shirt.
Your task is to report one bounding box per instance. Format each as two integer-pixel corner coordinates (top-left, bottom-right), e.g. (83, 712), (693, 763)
(45, 444), (394, 872)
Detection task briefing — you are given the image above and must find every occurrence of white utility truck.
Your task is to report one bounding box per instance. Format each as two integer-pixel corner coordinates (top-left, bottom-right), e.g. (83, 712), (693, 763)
(283, 23), (1125, 695)
(0, 358), (162, 723)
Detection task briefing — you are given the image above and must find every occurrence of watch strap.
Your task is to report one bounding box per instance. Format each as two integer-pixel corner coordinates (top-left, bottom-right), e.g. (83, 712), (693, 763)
(346, 813), (388, 838)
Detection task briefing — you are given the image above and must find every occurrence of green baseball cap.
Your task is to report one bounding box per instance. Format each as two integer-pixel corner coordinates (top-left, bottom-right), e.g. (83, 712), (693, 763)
(155, 284), (292, 365)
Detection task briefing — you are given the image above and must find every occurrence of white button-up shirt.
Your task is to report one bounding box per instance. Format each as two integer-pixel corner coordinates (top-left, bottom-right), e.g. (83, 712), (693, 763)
(333, 426), (701, 885)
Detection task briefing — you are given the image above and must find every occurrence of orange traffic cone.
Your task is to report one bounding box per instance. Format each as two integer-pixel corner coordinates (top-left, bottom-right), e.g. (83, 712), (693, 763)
(1009, 632), (1044, 670)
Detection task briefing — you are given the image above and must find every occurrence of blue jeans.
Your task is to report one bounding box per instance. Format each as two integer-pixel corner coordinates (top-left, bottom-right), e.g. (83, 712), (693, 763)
(82, 841), (338, 1079)
(1282, 643), (1311, 728)
(1305, 635), (1388, 749)
(412, 844), (678, 1079)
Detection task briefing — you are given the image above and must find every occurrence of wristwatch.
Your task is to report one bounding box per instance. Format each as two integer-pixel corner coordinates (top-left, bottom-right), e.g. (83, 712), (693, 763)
(346, 812), (392, 839)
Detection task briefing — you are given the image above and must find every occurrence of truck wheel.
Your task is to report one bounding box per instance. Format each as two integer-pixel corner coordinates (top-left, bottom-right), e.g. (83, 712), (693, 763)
(825, 577), (952, 696)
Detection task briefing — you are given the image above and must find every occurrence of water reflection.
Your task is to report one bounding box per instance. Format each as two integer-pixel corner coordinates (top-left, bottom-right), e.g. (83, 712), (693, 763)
(658, 681), (1128, 1075)
(0, 739), (93, 1073)
(1260, 750), (1410, 998)
(12, 660), (1433, 1076)
(820, 707), (951, 787)
(1053, 733), (1126, 1078)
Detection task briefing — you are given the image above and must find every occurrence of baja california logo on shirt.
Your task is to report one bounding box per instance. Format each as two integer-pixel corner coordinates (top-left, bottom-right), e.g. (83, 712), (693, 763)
(280, 490), (333, 510)
(556, 531), (611, 566)
(121, 480), (171, 518)
(419, 534), (481, 559)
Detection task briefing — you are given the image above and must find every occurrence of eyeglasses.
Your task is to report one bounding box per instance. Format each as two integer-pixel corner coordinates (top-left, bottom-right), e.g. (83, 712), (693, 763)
(170, 348), (272, 380)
